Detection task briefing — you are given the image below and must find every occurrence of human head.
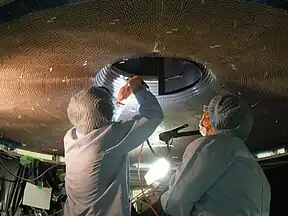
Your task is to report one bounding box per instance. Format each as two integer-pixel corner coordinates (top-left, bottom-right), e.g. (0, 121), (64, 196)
(199, 93), (253, 140)
(67, 86), (114, 135)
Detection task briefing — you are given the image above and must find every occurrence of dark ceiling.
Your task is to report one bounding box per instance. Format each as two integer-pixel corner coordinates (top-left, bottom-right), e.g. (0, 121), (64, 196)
(0, 0), (287, 160)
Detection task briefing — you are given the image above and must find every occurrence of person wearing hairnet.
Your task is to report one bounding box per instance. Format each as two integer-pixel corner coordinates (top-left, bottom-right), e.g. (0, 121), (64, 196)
(63, 76), (164, 216)
(161, 93), (271, 216)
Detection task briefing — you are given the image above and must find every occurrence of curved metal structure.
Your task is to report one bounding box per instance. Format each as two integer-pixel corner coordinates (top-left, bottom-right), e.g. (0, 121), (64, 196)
(93, 57), (216, 104)
(0, 0), (287, 160)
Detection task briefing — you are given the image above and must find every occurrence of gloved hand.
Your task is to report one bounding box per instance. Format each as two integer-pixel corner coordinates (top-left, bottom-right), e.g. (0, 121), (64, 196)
(116, 76), (148, 104)
(128, 76), (145, 92)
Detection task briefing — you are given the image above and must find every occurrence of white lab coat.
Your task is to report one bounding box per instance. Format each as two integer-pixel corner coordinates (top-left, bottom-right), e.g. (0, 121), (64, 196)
(161, 134), (271, 216)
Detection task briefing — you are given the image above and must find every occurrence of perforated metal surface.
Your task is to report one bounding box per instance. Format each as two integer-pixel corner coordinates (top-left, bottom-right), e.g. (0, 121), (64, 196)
(0, 0), (287, 156)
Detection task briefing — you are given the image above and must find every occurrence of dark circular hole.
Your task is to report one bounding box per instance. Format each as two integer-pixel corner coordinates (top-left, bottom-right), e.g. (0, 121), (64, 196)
(111, 56), (203, 95)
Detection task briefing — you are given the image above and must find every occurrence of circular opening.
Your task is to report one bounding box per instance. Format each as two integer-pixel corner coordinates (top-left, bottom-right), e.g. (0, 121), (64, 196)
(111, 56), (203, 95)
(93, 55), (215, 101)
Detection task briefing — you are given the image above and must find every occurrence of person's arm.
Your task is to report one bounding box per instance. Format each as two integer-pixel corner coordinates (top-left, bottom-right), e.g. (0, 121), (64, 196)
(106, 86), (164, 154)
(161, 137), (236, 216)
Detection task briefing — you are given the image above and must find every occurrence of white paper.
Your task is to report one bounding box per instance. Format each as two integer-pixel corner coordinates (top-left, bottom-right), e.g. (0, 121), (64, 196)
(22, 182), (52, 210)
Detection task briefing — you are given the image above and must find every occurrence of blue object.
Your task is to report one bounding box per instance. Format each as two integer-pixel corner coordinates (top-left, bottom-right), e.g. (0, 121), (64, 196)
(0, 138), (25, 148)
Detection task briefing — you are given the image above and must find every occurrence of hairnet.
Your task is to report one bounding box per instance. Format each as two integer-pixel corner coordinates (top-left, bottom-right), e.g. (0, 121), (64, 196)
(208, 93), (253, 140)
(67, 86), (114, 135)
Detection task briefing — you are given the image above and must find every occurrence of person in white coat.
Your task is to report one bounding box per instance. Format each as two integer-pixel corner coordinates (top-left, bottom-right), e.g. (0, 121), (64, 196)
(64, 76), (164, 216)
(161, 93), (271, 216)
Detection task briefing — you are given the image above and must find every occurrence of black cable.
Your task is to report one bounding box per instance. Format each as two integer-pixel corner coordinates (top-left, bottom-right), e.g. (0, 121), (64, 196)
(0, 177), (16, 183)
(33, 159), (38, 185)
(146, 140), (161, 158)
(10, 167), (24, 211)
(11, 164), (32, 214)
(43, 167), (55, 188)
(146, 139), (172, 159)
(5, 165), (22, 213)
(17, 165), (32, 210)
(11, 166), (26, 215)
(0, 155), (58, 182)
(0, 150), (19, 160)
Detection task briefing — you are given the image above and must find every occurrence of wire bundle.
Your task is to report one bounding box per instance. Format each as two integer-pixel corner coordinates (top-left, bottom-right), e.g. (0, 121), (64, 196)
(0, 151), (63, 215)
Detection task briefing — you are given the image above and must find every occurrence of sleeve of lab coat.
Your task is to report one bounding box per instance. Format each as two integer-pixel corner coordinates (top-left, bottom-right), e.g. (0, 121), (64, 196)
(161, 137), (236, 216)
(105, 88), (164, 154)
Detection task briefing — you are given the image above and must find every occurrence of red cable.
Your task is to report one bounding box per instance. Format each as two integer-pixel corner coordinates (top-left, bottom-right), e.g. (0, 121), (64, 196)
(138, 143), (159, 216)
